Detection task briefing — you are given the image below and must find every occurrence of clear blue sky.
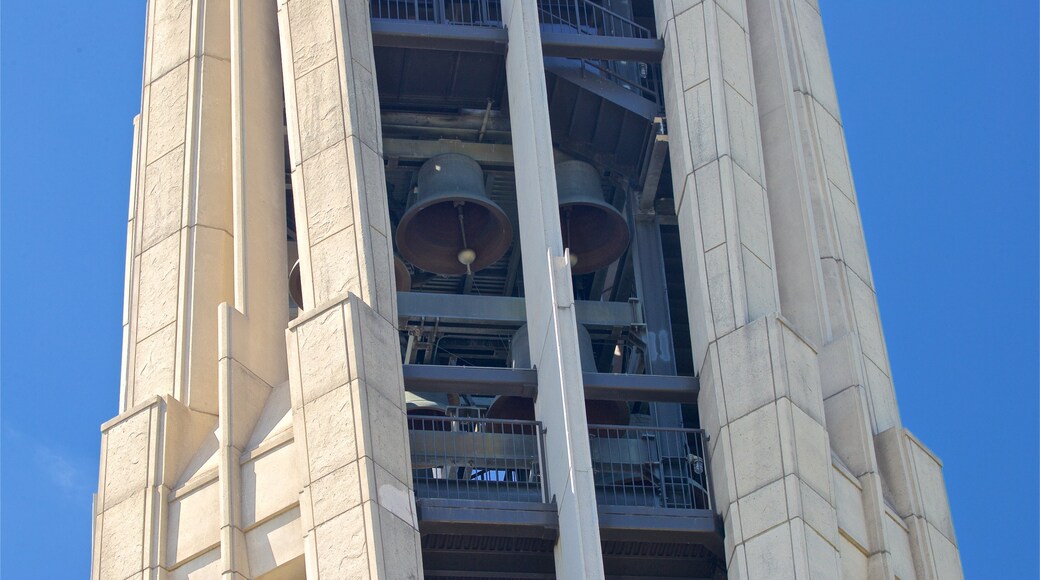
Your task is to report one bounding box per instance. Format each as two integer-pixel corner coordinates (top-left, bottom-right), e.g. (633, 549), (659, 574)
(1, 2), (1036, 578)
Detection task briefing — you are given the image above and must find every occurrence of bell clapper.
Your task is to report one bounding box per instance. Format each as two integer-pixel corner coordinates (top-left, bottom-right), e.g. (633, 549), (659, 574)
(455, 201), (475, 275)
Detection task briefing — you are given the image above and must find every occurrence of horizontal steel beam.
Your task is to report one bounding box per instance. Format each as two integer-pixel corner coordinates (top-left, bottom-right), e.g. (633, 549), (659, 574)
(402, 364), (698, 402)
(372, 20), (507, 53)
(541, 32), (664, 62)
(398, 292), (644, 329)
(371, 21), (663, 61)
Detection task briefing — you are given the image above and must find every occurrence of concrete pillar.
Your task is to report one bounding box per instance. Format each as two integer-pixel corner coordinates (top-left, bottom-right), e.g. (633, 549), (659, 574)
(122, 0), (234, 415)
(745, 1), (962, 577)
(502, 1), (606, 577)
(218, 0), (290, 577)
(278, 0), (421, 577)
(655, 1), (844, 577)
(97, 0), (233, 575)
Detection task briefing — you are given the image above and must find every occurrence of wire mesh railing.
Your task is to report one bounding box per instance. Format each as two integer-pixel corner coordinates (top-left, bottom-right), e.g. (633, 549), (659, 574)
(588, 425), (711, 510)
(408, 416), (549, 503)
(371, 0), (504, 27)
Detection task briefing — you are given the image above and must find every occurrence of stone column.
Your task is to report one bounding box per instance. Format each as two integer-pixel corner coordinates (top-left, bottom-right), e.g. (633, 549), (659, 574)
(502, 1), (606, 578)
(745, 1), (962, 577)
(654, 1), (844, 577)
(278, 0), (422, 577)
(218, 0), (291, 577)
(96, 0), (234, 575)
(122, 0), (235, 414)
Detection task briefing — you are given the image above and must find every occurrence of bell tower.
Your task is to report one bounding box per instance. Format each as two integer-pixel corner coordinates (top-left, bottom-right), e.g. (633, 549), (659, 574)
(93, 1), (963, 578)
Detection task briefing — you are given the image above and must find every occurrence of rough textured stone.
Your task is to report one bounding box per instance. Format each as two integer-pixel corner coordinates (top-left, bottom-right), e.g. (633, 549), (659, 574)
(674, 5), (708, 91)
(309, 461), (361, 527)
(314, 506), (369, 579)
(302, 144), (354, 245)
(718, 9), (752, 100)
(296, 307), (350, 403)
(146, 63), (189, 163)
(309, 226), (361, 305)
(141, 146), (184, 251)
(148, 0), (192, 82)
(684, 81), (717, 169)
(744, 523), (796, 580)
(133, 323), (177, 403)
(288, 0), (337, 78)
(696, 160), (726, 251)
(103, 411), (152, 509)
(730, 404), (782, 496)
(296, 60), (345, 161)
(718, 319), (774, 421)
(303, 386), (358, 480)
(136, 233), (180, 339)
(98, 491), (146, 580)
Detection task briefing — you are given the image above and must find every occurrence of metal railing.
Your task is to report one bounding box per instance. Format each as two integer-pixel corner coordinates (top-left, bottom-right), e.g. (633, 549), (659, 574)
(537, 0), (652, 39)
(408, 416), (711, 511)
(577, 58), (662, 105)
(588, 425), (712, 510)
(371, 0), (504, 27)
(409, 416), (549, 503)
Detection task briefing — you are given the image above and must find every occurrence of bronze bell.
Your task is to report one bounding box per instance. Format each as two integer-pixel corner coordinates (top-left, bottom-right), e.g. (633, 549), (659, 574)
(556, 160), (630, 275)
(489, 324), (630, 427)
(396, 153), (513, 276)
(288, 254), (411, 310)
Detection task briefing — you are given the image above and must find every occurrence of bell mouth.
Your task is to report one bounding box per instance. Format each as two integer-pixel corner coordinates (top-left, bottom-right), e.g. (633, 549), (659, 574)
(560, 202), (631, 275)
(396, 197), (513, 276)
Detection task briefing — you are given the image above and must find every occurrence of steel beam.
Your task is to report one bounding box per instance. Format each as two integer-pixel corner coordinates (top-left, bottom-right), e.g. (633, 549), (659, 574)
(397, 291), (644, 329)
(402, 364), (698, 402)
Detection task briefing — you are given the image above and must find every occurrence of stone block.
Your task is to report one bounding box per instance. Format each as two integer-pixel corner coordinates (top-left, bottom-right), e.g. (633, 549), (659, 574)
(309, 461), (361, 527)
(824, 386), (874, 476)
(166, 479), (220, 566)
(813, 101), (852, 199)
(344, 0), (375, 71)
(684, 81), (717, 170)
(847, 273), (886, 371)
(313, 505), (370, 579)
(729, 404), (783, 496)
(140, 146), (184, 251)
(927, 522), (963, 580)
(146, 63), (189, 164)
(136, 233), (181, 339)
(783, 401), (833, 499)
(375, 463), (416, 528)
(287, 0), (337, 78)
(737, 478), (787, 540)
(98, 490), (146, 580)
(717, 318), (774, 421)
(709, 424), (736, 513)
(695, 160), (725, 251)
(378, 505), (422, 580)
(302, 144), (354, 245)
(347, 65), (381, 151)
(697, 343), (724, 450)
(908, 435), (955, 542)
(832, 190), (871, 282)
(674, 4), (709, 91)
(309, 226), (361, 305)
(245, 508), (305, 578)
(744, 523), (796, 580)
(883, 513), (917, 580)
(133, 323), (178, 404)
(790, 475), (839, 546)
(366, 388), (411, 486)
(742, 247), (776, 323)
(716, 0), (746, 29)
(295, 305), (351, 403)
(839, 534), (869, 580)
(102, 409), (152, 509)
(168, 547), (221, 580)
(776, 322), (824, 424)
(705, 243), (736, 336)
(817, 332), (862, 399)
(717, 8), (752, 100)
(148, 0), (192, 82)
(801, 520), (841, 579)
(863, 357), (898, 433)
(734, 164), (769, 265)
(303, 385), (358, 480)
(241, 441), (299, 527)
(354, 300), (405, 407)
(794, 3), (839, 119)
(725, 84), (762, 183)
(295, 60), (345, 161)
(831, 467), (868, 550)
